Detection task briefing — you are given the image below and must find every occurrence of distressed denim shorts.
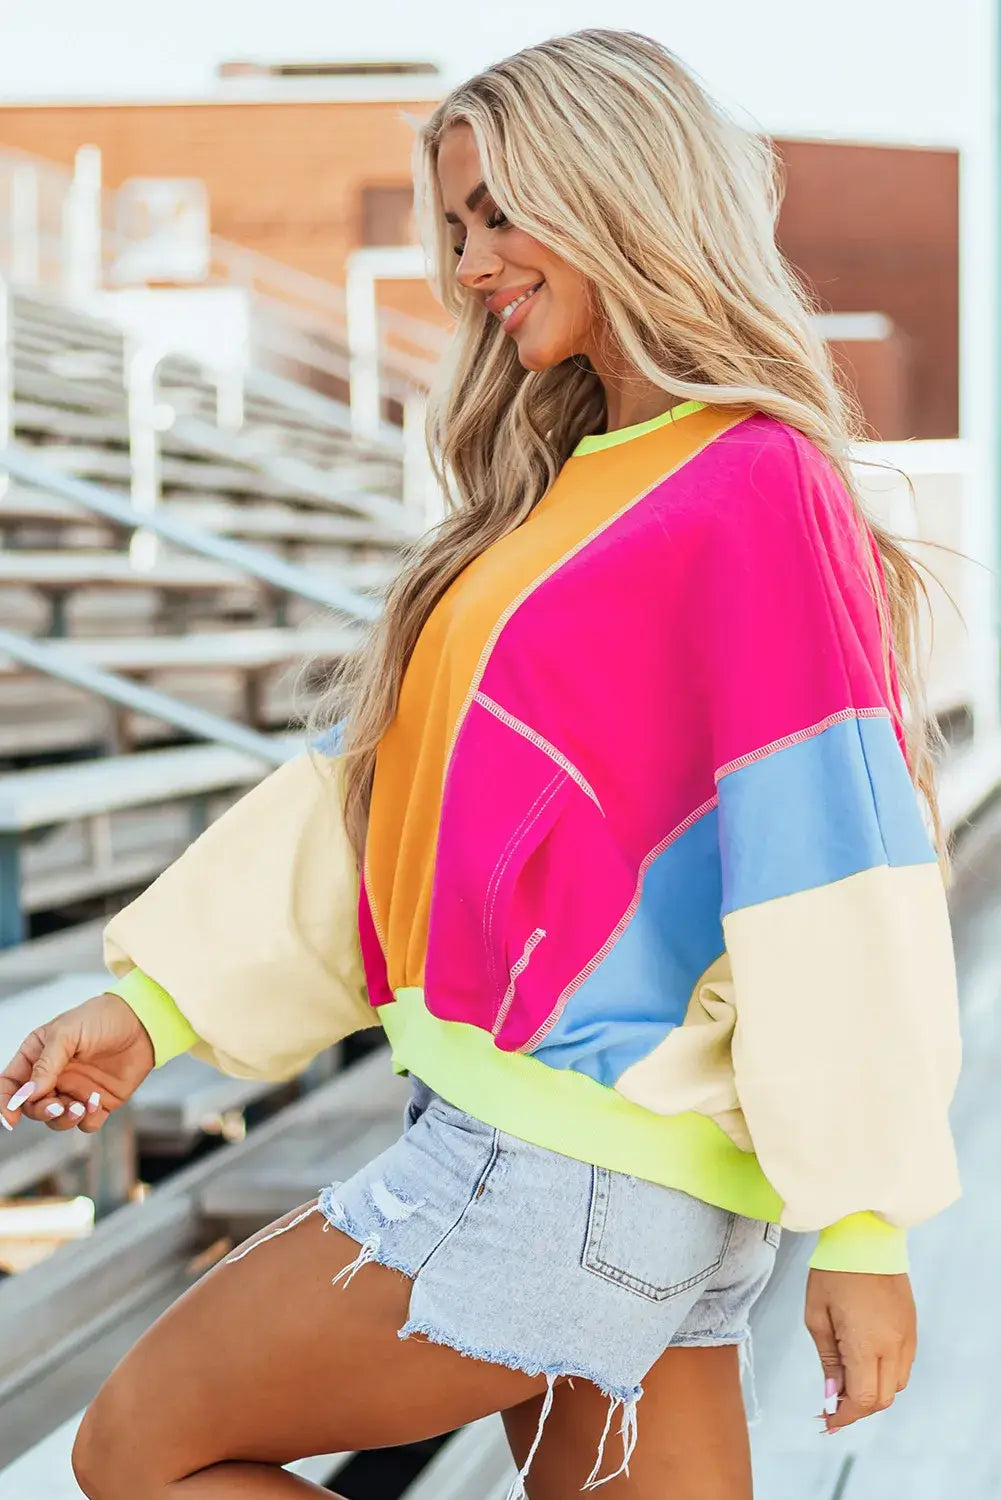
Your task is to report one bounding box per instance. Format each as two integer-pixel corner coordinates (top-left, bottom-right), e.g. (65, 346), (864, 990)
(236, 1078), (779, 1494)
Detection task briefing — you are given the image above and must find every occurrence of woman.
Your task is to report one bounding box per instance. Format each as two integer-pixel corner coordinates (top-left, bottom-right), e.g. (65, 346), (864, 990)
(1, 29), (960, 1500)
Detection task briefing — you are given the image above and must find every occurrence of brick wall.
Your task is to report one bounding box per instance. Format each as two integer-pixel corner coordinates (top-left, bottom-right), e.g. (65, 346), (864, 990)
(0, 97), (444, 326)
(776, 139), (958, 439)
(0, 102), (959, 437)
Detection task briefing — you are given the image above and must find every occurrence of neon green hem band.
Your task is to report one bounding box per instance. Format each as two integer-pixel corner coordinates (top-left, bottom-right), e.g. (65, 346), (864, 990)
(105, 968), (199, 1069)
(571, 400), (707, 456)
(381, 987), (781, 1221)
(381, 989), (910, 1275)
(811, 1213), (909, 1275)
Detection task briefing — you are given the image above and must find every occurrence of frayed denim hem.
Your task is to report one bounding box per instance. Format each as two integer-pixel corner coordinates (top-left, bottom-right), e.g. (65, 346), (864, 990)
(399, 1317), (643, 1496)
(398, 1317), (642, 1406)
(231, 1189), (647, 1495)
(668, 1330), (748, 1348)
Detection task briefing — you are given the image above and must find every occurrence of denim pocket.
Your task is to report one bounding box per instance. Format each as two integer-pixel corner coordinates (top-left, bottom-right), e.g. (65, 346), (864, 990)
(582, 1167), (734, 1302)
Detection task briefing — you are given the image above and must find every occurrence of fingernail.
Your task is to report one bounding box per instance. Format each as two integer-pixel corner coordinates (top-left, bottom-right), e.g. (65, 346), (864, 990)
(68, 1102), (86, 1118)
(823, 1378), (839, 1416)
(44, 1102), (64, 1118)
(87, 1091), (101, 1111)
(8, 1081), (38, 1112)
(1, 1116), (13, 1132)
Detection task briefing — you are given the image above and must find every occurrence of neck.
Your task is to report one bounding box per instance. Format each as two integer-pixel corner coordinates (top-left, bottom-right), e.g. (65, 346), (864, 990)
(588, 344), (680, 434)
(601, 382), (679, 434)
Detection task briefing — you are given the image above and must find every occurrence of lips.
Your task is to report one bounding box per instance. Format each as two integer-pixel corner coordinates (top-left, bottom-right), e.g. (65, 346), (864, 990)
(487, 281), (544, 320)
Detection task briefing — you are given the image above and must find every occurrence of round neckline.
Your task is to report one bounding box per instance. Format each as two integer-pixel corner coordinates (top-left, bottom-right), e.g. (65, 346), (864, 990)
(571, 400), (707, 457)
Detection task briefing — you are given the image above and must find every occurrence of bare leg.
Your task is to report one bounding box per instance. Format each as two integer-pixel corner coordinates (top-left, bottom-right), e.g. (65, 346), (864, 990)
(503, 1344), (752, 1499)
(71, 1201), (548, 1499)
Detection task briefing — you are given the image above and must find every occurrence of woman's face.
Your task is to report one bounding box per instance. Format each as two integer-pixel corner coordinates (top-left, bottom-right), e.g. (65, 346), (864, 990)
(437, 124), (596, 372)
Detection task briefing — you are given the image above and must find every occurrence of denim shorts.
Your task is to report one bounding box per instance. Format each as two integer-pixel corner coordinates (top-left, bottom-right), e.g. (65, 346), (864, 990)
(233, 1078), (778, 1494)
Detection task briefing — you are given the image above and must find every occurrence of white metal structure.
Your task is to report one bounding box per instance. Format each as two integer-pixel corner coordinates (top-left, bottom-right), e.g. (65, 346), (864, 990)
(0, 144), (447, 522)
(345, 244), (445, 526)
(958, 0), (1000, 737)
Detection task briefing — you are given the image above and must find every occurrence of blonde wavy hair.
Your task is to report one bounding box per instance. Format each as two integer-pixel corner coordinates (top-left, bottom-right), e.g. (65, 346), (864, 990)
(320, 27), (941, 863)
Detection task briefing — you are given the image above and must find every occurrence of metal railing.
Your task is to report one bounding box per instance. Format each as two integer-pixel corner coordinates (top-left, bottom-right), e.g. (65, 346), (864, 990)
(0, 145), (448, 443)
(0, 445), (383, 624)
(0, 627), (297, 768)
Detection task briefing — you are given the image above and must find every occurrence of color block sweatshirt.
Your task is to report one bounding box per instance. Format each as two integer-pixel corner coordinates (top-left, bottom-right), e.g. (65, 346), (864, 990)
(105, 402), (962, 1275)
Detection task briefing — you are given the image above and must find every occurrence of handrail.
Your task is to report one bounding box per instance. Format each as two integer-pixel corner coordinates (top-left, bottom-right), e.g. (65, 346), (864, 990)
(166, 415), (422, 538)
(0, 145), (447, 389)
(0, 627), (297, 767)
(0, 446), (383, 623)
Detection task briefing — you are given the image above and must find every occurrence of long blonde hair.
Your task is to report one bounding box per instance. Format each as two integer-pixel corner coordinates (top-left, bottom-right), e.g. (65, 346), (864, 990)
(322, 28), (941, 862)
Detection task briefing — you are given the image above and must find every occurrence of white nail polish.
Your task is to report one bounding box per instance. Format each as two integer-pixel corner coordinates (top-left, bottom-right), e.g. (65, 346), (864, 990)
(8, 1081), (38, 1112)
(45, 1102), (64, 1118)
(1, 1117), (13, 1132)
(68, 1102), (86, 1118)
(87, 1091), (101, 1110)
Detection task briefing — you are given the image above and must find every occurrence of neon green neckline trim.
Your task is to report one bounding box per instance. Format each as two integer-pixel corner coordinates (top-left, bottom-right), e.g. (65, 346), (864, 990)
(571, 399), (707, 457)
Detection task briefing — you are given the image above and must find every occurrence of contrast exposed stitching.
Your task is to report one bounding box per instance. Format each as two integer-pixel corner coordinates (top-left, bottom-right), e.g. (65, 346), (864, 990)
(715, 706), (889, 782)
(482, 779), (559, 992)
(522, 707), (891, 1054)
(361, 858), (391, 963)
(482, 775), (564, 993)
(521, 790), (719, 1053)
(475, 692), (605, 815)
(440, 414), (752, 784)
(492, 927), (547, 1036)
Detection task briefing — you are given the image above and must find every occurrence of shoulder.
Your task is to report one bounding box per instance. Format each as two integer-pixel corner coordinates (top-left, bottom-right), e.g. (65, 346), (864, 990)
(687, 412), (862, 560)
(709, 411), (848, 510)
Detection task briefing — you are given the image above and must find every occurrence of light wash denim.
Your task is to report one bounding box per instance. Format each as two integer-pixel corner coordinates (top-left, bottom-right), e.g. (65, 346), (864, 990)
(234, 1078), (778, 1496)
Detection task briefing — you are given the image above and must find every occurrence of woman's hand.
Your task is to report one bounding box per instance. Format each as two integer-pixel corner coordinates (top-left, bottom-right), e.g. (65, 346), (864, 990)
(805, 1268), (917, 1433)
(0, 992), (155, 1134)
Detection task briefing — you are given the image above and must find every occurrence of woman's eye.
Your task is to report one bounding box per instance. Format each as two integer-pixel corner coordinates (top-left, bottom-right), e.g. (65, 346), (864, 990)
(452, 210), (509, 257)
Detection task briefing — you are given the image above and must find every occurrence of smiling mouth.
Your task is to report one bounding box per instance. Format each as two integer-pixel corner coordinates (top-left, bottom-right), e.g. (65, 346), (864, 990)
(498, 283), (543, 322)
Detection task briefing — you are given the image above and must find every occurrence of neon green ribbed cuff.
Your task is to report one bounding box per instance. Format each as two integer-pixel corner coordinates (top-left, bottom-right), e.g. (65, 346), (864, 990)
(105, 968), (199, 1069)
(810, 1212), (909, 1274)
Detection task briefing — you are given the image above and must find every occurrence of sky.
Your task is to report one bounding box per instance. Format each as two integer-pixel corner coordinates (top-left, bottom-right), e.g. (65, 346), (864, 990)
(0, 0), (979, 146)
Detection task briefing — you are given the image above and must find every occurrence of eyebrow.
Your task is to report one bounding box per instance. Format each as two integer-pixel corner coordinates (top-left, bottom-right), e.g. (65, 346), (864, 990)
(443, 180), (489, 225)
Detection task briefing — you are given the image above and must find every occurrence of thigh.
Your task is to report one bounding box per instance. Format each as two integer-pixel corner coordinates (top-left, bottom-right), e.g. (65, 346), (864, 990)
(76, 1201), (548, 1488)
(503, 1345), (751, 1500)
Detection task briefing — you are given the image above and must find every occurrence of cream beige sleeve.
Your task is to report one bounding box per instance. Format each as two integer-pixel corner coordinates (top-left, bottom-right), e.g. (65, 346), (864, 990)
(723, 860), (962, 1240)
(103, 751), (378, 1082)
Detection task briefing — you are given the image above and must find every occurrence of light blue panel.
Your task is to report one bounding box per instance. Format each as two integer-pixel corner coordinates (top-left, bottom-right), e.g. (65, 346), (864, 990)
(533, 808), (724, 1086)
(311, 719), (346, 757)
(719, 713), (935, 917)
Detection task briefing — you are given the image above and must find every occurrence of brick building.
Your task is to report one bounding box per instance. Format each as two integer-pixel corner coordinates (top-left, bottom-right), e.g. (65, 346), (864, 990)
(0, 64), (959, 439)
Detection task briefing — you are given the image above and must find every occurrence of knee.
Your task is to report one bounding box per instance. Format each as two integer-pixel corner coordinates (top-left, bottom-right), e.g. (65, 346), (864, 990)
(72, 1379), (144, 1500)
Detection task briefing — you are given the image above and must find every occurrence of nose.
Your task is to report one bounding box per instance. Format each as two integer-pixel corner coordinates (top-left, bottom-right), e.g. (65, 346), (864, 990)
(456, 232), (503, 293)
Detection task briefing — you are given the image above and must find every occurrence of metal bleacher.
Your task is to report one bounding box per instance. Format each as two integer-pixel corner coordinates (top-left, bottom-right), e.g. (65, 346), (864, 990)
(0, 152), (497, 1494)
(2, 149), (1001, 1498)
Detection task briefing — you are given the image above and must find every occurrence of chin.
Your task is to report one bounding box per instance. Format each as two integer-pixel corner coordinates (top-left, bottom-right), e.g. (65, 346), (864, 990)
(513, 336), (565, 373)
